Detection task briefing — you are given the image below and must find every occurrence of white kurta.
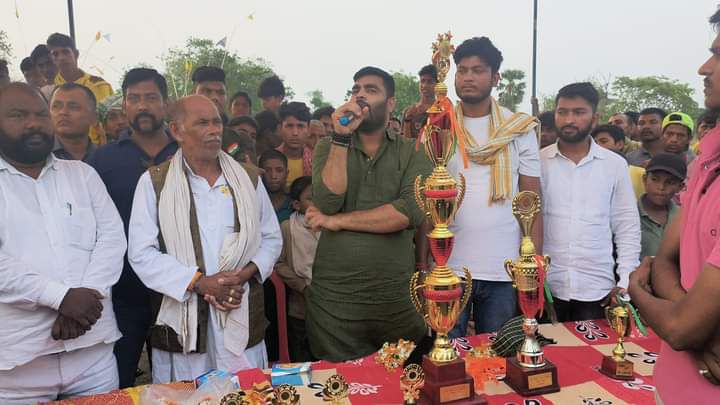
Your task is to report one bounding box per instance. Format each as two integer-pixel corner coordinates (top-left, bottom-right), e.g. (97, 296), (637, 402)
(0, 155), (125, 371)
(128, 165), (282, 383)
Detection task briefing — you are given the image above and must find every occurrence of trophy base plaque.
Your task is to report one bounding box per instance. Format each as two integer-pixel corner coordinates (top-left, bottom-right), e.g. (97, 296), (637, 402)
(599, 356), (634, 380)
(417, 356), (487, 405)
(504, 357), (560, 396)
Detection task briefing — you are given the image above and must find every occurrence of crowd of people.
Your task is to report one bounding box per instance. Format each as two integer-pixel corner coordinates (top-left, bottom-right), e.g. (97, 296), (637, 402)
(2, 8), (720, 405)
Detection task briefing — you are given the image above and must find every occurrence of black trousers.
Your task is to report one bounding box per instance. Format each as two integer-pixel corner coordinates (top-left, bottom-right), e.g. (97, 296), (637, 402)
(113, 301), (152, 389)
(552, 298), (605, 322)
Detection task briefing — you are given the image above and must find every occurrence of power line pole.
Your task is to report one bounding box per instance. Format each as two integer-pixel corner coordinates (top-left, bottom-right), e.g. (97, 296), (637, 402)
(531, 0), (539, 115)
(67, 0), (76, 42)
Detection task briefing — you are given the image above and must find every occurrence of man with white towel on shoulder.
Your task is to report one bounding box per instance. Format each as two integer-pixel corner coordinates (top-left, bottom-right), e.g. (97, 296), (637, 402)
(128, 94), (281, 382)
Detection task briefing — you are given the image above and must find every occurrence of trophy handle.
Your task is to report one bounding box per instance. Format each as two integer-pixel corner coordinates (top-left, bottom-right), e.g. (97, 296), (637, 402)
(455, 173), (466, 213)
(409, 271), (427, 321)
(504, 259), (516, 287)
(604, 306), (612, 327)
(461, 268), (473, 311)
(414, 175), (426, 213)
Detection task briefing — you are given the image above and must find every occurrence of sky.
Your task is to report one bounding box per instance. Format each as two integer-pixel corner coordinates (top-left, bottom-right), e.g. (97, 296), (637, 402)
(1, 0), (718, 113)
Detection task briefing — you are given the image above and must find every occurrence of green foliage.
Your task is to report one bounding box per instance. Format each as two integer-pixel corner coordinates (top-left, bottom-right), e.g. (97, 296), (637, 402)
(497, 69), (526, 112)
(539, 94), (556, 113)
(162, 38), (293, 113)
(391, 71), (420, 117)
(604, 76), (701, 120)
(0, 30), (12, 60)
(307, 89), (331, 110)
(538, 75), (700, 121)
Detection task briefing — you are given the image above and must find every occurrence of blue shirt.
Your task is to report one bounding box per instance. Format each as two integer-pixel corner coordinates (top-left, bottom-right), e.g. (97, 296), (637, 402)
(276, 196), (293, 223)
(87, 128), (178, 306)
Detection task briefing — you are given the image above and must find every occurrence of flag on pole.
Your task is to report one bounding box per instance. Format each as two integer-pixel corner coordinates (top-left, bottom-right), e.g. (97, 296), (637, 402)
(95, 31), (101, 41)
(216, 37), (227, 47)
(102, 33), (111, 42)
(184, 60), (193, 73)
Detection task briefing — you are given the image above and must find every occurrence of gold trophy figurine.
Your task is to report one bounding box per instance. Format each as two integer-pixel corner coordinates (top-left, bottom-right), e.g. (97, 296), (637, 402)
(600, 304), (634, 380)
(409, 31), (486, 405)
(273, 384), (300, 405)
(503, 191), (560, 396)
(322, 374), (350, 405)
(400, 364), (425, 405)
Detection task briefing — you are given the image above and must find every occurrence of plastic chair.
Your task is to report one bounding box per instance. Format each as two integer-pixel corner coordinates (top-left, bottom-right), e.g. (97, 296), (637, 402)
(270, 271), (290, 363)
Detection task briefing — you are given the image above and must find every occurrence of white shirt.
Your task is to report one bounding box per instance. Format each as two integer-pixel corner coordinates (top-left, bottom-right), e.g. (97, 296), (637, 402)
(540, 140), (641, 301)
(128, 164), (282, 369)
(0, 155), (125, 371)
(447, 109), (541, 281)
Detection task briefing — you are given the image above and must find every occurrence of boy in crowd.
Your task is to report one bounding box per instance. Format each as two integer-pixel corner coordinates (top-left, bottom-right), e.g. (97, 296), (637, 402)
(307, 119), (326, 150)
(638, 153), (686, 259)
(276, 102), (313, 188)
(274, 176), (318, 361)
(260, 149), (292, 223)
(592, 124), (647, 199)
(538, 111), (559, 148)
(591, 124), (626, 155)
(661, 112), (696, 163)
(255, 110), (282, 158)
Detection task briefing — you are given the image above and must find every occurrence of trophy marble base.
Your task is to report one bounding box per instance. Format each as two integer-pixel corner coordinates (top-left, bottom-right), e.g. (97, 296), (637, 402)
(504, 357), (560, 396)
(599, 356), (634, 380)
(417, 356), (487, 404)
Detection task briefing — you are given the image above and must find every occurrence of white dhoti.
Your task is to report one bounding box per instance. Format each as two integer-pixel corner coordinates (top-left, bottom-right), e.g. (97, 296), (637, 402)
(151, 309), (268, 383)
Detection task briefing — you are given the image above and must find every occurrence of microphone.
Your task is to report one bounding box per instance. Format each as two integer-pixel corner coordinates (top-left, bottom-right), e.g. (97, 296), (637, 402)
(339, 100), (369, 126)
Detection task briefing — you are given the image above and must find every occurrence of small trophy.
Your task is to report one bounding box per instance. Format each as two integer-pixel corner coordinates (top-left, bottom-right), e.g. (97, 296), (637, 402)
(600, 304), (634, 380)
(273, 384), (300, 405)
(400, 364), (425, 405)
(322, 374), (350, 405)
(504, 191), (560, 396)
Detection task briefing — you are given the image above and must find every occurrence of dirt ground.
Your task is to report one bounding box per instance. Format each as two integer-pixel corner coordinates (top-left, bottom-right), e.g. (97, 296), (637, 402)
(136, 347), (152, 385)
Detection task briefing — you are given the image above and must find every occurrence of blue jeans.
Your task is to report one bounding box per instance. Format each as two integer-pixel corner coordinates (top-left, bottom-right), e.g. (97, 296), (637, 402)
(448, 280), (517, 338)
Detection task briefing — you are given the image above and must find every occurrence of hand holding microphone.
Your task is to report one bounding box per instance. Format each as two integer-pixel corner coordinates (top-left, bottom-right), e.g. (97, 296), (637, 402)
(332, 99), (369, 136)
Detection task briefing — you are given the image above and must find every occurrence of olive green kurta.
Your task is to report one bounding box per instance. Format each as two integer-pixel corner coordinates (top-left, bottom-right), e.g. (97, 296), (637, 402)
(306, 130), (432, 362)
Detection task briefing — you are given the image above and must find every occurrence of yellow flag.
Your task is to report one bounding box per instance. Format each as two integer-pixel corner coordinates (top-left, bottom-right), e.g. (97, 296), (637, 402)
(95, 31), (101, 41)
(184, 60), (192, 73)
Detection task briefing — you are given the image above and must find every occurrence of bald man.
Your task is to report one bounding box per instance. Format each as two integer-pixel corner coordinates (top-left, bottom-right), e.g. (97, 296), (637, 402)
(0, 83), (126, 403)
(127, 95), (281, 382)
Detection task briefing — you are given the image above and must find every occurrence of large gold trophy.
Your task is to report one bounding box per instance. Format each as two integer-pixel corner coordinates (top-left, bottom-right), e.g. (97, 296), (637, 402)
(409, 32), (486, 405)
(503, 191), (559, 396)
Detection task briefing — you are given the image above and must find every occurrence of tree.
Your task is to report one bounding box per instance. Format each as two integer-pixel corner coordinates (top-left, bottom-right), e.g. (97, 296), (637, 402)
(497, 69), (526, 112)
(605, 76), (701, 120)
(391, 71), (420, 117)
(307, 89), (331, 110)
(162, 38), (293, 113)
(0, 30), (12, 61)
(539, 93), (556, 113)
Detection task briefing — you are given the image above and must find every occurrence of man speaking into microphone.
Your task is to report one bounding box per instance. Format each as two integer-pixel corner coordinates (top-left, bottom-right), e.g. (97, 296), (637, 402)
(306, 66), (432, 361)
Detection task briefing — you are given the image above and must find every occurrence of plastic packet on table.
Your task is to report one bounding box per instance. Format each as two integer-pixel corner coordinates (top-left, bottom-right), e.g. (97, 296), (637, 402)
(184, 374), (238, 404)
(138, 384), (193, 405)
(139, 375), (238, 405)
